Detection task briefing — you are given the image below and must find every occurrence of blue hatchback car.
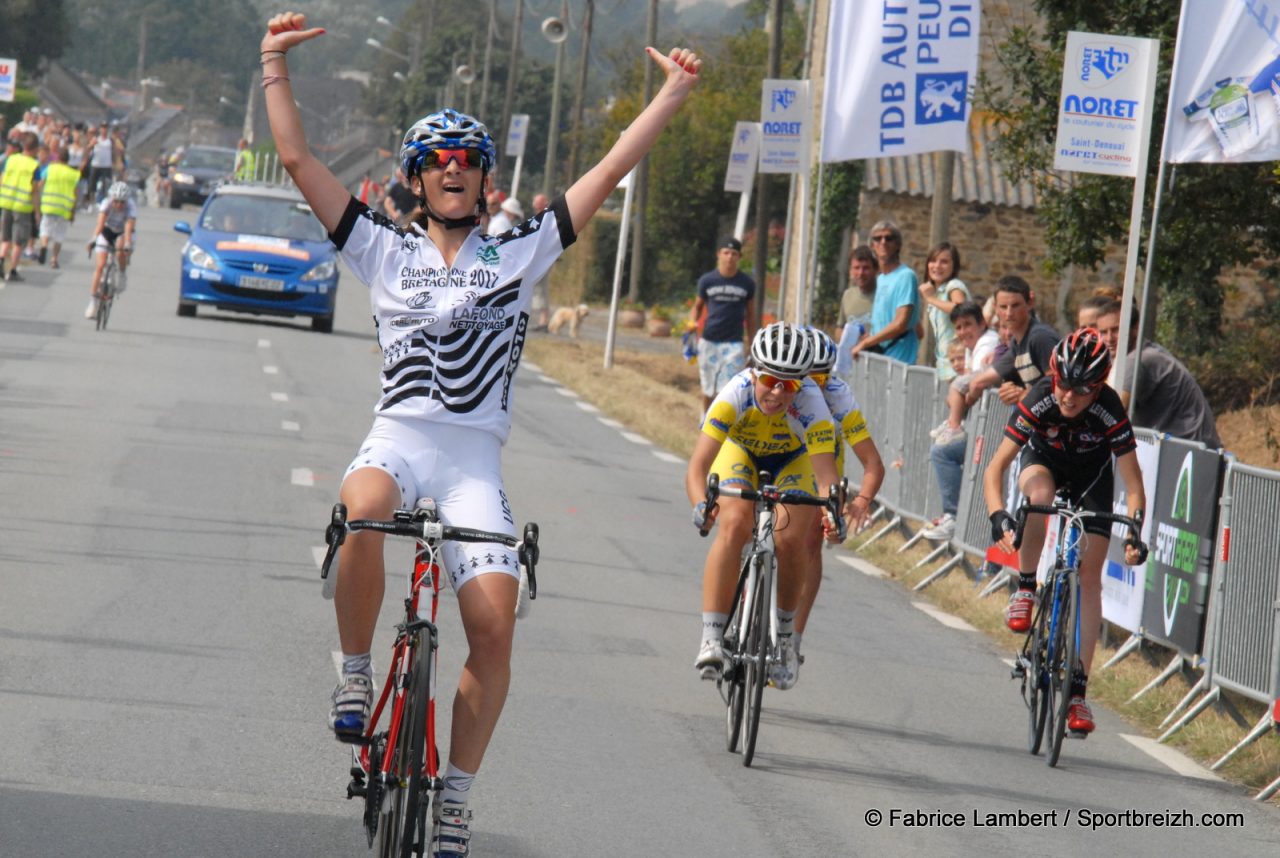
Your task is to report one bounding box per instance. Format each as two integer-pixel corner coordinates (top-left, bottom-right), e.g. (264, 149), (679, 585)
(174, 183), (339, 332)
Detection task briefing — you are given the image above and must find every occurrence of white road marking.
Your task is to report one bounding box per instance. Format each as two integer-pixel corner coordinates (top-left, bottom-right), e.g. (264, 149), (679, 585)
(835, 554), (887, 578)
(652, 450), (683, 464)
(621, 431), (651, 446)
(524, 361), (542, 373)
(574, 400), (600, 413)
(263, 365), (279, 375)
(271, 391), (289, 402)
(282, 420), (300, 432)
(1119, 734), (1222, 781)
(537, 375), (556, 385)
(332, 650), (344, 680)
(1000, 657), (1018, 669)
(911, 601), (977, 632)
(291, 467), (314, 487)
(597, 417), (623, 429)
(554, 387), (578, 398)
(257, 338), (271, 348)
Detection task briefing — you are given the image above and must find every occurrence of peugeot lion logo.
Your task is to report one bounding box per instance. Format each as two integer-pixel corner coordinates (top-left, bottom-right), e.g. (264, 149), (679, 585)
(253, 262), (269, 273)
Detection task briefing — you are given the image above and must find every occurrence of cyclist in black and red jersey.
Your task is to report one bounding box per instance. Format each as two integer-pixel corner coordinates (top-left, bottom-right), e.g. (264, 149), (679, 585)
(983, 328), (1148, 735)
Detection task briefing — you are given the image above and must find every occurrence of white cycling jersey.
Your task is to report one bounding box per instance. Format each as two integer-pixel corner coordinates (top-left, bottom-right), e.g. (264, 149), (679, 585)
(330, 196), (576, 443)
(98, 197), (137, 235)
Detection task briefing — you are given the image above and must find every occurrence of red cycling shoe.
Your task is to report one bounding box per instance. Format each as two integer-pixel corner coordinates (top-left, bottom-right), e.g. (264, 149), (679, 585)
(1005, 589), (1035, 632)
(1067, 696), (1095, 734)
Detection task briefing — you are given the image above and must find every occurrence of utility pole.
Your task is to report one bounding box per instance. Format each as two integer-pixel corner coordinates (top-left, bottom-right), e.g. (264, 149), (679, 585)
(542, 0), (570, 198)
(627, 0), (659, 304)
(479, 0), (496, 118)
(753, 0), (783, 330)
(567, 0), (594, 181)
(133, 17), (147, 126)
(499, 0), (524, 182)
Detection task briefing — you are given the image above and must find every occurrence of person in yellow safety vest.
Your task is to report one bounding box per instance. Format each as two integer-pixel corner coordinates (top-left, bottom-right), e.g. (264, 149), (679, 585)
(234, 138), (256, 182)
(39, 146), (79, 269)
(0, 133), (42, 283)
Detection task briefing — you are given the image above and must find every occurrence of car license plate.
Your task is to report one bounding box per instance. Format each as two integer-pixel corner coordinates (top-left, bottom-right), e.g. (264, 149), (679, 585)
(240, 275), (285, 291)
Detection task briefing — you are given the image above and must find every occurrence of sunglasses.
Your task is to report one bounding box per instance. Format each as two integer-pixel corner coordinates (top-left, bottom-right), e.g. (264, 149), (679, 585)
(871, 234), (897, 243)
(755, 372), (803, 393)
(1053, 376), (1101, 396)
(421, 148), (485, 170)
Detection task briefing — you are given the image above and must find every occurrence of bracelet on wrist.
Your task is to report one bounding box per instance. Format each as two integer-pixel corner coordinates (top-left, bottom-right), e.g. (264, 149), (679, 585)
(261, 50), (286, 59)
(262, 74), (290, 89)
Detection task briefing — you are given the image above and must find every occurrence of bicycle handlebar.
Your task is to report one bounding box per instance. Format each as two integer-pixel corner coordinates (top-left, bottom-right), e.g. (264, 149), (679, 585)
(700, 472), (848, 541)
(1012, 501), (1141, 551)
(320, 503), (539, 598)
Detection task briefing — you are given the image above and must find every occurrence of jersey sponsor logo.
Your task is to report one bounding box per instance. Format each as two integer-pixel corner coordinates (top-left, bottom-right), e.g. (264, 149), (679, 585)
(777, 473), (804, 488)
(451, 305), (509, 331)
(405, 290), (436, 309)
(402, 237), (419, 253)
(498, 488), (514, 525)
(389, 313), (440, 331)
(1087, 401), (1119, 427)
(499, 312), (529, 411)
(1029, 395), (1055, 418)
(476, 244), (500, 267)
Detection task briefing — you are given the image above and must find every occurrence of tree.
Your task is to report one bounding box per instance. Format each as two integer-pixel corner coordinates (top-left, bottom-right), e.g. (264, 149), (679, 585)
(0, 0), (70, 70)
(976, 0), (1280, 399)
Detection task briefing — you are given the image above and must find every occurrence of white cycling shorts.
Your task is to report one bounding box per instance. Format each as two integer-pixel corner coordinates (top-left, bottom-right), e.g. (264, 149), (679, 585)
(344, 416), (518, 591)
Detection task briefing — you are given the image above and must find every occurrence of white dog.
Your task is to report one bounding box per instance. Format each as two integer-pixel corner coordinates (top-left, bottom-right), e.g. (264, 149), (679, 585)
(547, 303), (589, 337)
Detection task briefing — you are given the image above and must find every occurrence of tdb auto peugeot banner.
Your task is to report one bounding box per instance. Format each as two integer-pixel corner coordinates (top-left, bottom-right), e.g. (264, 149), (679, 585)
(1164, 0), (1280, 162)
(819, 1), (980, 162)
(1139, 440), (1225, 656)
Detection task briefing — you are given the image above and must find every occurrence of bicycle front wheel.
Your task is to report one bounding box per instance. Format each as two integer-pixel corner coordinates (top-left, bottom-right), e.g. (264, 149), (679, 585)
(1046, 579), (1076, 768)
(377, 629), (432, 858)
(96, 272), (113, 331)
(723, 618), (745, 753)
(741, 554), (772, 767)
(1026, 592), (1050, 755)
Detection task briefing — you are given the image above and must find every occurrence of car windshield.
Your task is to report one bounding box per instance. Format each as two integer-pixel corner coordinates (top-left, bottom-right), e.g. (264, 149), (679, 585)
(201, 195), (327, 242)
(181, 149), (235, 170)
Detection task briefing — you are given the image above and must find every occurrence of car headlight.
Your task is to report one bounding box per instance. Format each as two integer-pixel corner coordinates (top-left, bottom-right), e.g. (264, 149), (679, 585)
(301, 259), (336, 281)
(173, 172), (195, 184)
(185, 243), (219, 270)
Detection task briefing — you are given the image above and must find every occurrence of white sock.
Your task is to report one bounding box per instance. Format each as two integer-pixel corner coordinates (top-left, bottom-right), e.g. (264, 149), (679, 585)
(701, 612), (728, 644)
(777, 609), (797, 636)
(792, 631), (803, 653)
(341, 652), (372, 677)
(440, 762), (475, 806)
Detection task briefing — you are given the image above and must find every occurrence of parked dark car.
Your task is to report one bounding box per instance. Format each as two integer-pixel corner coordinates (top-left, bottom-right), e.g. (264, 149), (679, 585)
(166, 145), (236, 208)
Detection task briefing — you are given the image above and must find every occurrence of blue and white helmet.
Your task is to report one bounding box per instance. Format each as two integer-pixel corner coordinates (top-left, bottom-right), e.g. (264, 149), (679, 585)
(751, 322), (813, 379)
(806, 327), (838, 374)
(400, 109), (497, 177)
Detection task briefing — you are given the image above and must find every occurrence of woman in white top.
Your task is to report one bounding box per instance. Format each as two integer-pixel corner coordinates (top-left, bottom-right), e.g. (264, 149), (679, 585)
(918, 241), (970, 379)
(260, 11), (700, 853)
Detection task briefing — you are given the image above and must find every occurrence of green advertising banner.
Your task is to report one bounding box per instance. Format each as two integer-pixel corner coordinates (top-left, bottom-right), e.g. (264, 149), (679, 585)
(1140, 440), (1224, 655)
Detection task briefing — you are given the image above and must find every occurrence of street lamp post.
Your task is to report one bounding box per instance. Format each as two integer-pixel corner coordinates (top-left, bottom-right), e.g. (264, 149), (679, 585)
(367, 37), (411, 65)
(541, 1), (569, 199)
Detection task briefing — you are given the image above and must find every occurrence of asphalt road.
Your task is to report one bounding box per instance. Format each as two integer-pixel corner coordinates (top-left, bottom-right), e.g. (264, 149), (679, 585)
(0, 201), (1277, 857)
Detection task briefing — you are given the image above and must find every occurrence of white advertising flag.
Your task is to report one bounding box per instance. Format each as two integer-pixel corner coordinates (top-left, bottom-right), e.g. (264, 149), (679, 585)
(819, 1), (979, 162)
(1053, 32), (1160, 177)
(723, 121), (760, 193)
(759, 80), (809, 174)
(1164, 1), (1280, 163)
(0, 59), (16, 103)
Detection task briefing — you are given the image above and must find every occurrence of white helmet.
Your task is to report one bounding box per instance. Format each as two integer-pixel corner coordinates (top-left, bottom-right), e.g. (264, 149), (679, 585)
(806, 327), (837, 374)
(751, 322), (813, 379)
(108, 181), (131, 201)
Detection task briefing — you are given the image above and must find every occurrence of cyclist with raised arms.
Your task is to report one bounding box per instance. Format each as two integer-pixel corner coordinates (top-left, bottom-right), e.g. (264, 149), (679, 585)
(983, 328), (1148, 735)
(685, 321), (841, 689)
(84, 181), (136, 319)
(789, 327), (885, 684)
(259, 11), (700, 855)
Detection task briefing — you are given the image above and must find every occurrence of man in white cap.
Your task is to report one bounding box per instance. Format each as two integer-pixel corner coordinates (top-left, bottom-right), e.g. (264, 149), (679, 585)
(487, 196), (523, 236)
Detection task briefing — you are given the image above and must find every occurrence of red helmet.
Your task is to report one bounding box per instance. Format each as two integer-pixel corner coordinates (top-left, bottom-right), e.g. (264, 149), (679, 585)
(1050, 327), (1111, 390)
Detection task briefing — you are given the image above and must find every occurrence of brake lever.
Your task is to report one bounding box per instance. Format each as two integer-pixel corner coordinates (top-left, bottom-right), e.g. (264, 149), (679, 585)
(321, 502), (348, 581)
(518, 522), (539, 599)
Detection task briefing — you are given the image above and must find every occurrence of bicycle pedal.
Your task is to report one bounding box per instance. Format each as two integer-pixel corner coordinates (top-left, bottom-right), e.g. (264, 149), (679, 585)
(699, 666), (722, 681)
(1010, 662), (1026, 679)
(346, 776), (367, 799)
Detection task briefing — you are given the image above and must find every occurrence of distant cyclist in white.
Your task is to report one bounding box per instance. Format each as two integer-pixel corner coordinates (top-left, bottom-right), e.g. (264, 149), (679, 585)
(85, 181), (136, 319)
(260, 11), (701, 855)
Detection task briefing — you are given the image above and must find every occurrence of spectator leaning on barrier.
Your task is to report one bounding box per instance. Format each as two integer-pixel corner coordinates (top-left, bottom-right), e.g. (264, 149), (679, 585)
(961, 275), (1059, 408)
(922, 301), (1001, 541)
(919, 241), (971, 380)
(689, 236), (758, 411)
(834, 244), (877, 377)
(1093, 300), (1222, 449)
(850, 219), (919, 364)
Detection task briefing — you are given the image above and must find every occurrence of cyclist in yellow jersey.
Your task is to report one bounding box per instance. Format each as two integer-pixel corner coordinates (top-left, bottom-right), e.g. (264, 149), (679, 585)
(685, 322), (842, 685)
(785, 328), (885, 685)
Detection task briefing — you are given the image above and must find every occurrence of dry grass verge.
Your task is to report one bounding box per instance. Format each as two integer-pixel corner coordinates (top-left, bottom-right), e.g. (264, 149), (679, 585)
(528, 332), (1280, 801)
